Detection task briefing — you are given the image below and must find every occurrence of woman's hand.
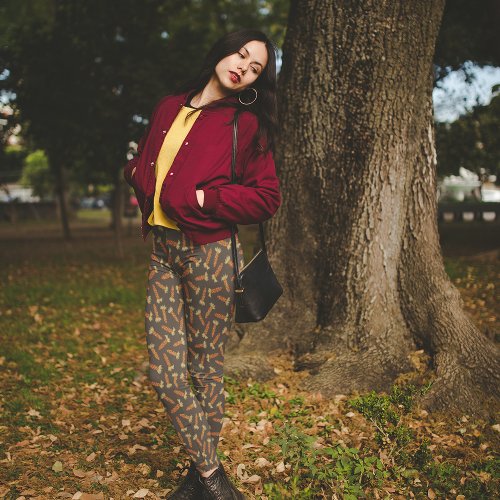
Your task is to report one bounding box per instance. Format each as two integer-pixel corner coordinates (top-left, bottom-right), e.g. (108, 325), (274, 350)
(196, 189), (204, 208)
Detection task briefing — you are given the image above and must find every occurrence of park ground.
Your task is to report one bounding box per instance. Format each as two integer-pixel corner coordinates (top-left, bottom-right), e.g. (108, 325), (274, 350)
(0, 211), (499, 499)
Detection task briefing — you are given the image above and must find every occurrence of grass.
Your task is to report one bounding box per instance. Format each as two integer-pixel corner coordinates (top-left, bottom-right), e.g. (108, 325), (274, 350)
(0, 213), (498, 498)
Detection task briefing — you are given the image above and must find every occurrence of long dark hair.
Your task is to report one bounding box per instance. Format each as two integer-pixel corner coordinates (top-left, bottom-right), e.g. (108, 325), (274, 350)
(173, 29), (278, 156)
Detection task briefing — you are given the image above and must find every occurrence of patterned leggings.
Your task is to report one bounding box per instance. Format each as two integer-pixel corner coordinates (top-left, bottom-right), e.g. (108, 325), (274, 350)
(145, 225), (244, 473)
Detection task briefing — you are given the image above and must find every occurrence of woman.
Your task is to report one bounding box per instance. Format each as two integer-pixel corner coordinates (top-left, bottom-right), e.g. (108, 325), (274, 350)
(123, 29), (281, 499)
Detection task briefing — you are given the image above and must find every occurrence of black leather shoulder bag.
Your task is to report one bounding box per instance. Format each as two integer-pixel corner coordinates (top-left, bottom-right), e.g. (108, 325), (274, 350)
(230, 111), (283, 323)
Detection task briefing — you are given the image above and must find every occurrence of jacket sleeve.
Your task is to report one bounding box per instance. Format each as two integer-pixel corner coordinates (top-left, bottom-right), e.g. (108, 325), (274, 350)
(200, 117), (281, 225)
(123, 96), (168, 186)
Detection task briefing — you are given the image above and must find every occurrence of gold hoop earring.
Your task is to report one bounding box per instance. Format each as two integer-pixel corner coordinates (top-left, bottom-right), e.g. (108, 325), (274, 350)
(238, 87), (258, 106)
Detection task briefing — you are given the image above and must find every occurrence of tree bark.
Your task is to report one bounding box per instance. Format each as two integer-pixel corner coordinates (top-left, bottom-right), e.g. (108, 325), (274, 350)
(226, 0), (500, 415)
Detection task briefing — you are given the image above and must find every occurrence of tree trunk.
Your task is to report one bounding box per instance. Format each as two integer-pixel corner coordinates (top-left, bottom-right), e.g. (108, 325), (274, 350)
(111, 175), (124, 259)
(52, 160), (72, 241)
(226, 0), (500, 415)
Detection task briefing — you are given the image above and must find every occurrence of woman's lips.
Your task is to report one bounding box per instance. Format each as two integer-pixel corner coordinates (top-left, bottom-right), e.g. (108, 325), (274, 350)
(229, 71), (240, 83)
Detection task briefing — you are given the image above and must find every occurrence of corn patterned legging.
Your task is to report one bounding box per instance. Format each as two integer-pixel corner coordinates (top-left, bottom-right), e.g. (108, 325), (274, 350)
(145, 225), (244, 473)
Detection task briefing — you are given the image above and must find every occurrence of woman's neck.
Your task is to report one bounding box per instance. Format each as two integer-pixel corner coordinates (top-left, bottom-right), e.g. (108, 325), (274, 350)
(190, 78), (234, 107)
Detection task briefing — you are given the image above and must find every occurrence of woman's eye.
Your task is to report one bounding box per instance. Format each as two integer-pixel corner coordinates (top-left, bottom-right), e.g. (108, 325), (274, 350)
(238, 52), (258, 73)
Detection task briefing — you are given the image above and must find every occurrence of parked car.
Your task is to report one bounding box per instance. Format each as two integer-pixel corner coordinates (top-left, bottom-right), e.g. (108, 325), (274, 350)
(79, 194), (111, 209)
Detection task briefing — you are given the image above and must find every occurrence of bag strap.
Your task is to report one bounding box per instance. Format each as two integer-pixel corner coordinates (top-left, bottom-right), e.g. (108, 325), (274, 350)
(230, 110), (267, 293)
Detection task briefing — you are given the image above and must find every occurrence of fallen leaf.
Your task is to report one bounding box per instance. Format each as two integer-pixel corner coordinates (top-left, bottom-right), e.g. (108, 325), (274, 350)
(52, 461), (63, 472)
(241, 474), (260, 484)
(236, 463), (248, 480)
(254, 457), (271, 468)
(137, 463), (151, 476)
(20, 490), (36, 496)
(128, 444), (148, 455)
(72, 468), (87, 478)
(102, 471), (119, 484)
(242, 443), (259, 449)
(27, 408), (42, 419)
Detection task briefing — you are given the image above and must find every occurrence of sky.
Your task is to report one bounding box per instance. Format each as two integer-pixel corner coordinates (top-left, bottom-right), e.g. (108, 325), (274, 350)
(432, 64), (500, 122)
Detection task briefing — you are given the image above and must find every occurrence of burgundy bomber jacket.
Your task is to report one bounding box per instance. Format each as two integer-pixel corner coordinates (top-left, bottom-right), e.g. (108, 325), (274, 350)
(123, 88), (281, 245)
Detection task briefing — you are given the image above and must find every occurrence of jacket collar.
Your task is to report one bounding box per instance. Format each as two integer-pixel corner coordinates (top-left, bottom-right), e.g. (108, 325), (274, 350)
(175, 88), (240, 112)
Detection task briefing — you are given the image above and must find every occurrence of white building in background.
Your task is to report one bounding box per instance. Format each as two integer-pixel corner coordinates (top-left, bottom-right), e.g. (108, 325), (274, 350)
(0, 183), (40, 202)
(481, 185), (500, 202)
(438, 167), (499, 202)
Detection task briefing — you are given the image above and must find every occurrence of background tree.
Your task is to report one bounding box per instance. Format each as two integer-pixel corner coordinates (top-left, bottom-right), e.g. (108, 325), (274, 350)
(1, 0), (173, 242)
(19, 150), (52, 199)
(434, 0), (500, 81)
(226, 0), (499, 415)
(0, 98), (24, 198)
(433, 0), (500, 182)
(436, 88), (500, 181)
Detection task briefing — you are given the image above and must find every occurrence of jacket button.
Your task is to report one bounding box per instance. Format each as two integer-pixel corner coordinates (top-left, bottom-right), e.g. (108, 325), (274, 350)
(169, 172), (173, 176)
(184, 141), (188, 145)
(150, 161), (154, 166)
(162, 130), (166, 134)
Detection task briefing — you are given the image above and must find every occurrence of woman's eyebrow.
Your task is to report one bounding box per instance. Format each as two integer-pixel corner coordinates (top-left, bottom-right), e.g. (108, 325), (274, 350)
(242, 46), (263, 67)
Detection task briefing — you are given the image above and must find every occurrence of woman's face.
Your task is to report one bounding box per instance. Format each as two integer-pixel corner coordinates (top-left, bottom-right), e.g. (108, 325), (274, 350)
(214, 40), (268, 93)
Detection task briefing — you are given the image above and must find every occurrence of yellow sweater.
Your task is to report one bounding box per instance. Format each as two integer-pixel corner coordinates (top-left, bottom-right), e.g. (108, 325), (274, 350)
(147, 105), (202, 229)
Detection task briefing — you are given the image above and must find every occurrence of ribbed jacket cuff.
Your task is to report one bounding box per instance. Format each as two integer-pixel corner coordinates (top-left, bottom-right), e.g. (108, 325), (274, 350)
(201, 188), (218, 214)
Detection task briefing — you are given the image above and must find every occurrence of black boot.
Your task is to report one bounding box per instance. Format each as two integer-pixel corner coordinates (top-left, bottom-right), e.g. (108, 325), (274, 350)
(167, 460), (204, 499)
(198, 462), (246, 500)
